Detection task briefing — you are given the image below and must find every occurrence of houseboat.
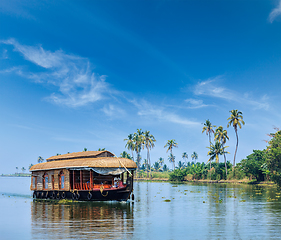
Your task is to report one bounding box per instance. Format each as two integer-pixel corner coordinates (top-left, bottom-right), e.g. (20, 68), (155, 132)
(30, 151), (137, 201)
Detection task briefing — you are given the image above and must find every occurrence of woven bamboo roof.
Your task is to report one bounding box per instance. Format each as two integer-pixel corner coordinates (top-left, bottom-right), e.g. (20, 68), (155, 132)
(30, 157), (137, 172)
(47, 151), (115, 162)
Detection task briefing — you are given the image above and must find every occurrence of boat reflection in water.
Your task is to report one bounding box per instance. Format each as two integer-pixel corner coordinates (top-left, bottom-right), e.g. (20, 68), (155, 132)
(31, 200), (134, 239)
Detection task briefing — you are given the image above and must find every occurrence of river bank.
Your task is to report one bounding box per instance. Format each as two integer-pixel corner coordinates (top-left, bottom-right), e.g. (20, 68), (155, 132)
(135, 177), (275, 185)
(0, 173), (31, 177)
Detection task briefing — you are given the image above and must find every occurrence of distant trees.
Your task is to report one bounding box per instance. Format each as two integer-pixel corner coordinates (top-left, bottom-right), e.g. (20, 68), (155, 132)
(21, 167), (26, 173)
(191, 152), (198, 163)
(237, 150), (267, 182)
(124, 129), (156, 176)
(37, 156), (44, 163)
(182, 152), (188, 164)
(267, 130), (281, 186)
(164, 139), (178, 170)
(143, 130), (156, 178)
(120, 151), (132, 160)
(215, 126), (229, 176)
(84, 148), (87, 151)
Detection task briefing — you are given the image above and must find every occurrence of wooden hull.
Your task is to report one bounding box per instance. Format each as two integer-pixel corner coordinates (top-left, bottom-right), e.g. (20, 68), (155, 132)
(32, 186), (133, 201)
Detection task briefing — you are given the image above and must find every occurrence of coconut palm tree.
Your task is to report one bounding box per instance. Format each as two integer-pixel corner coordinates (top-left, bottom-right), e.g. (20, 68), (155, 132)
(29, 164), (34, 170)
(98, 148), (106, 151)
(207, 141), (225, 165)
(124, 133), (135, 161)
(21, 167), (26, 173)
(178, 160), (185, 169)
(159, 157), (164, 167)
(215, 126), (229, 177)
(164, 139), (178, 170)
(182, 152), (188, 164)
(202, 119), (216, 171)
(153, 161), (161, 172)
(143, 130), (156, 178)
(168, 153), (176, 169)
(15, 167), (18, 174)
(120, 151), (132, 159)
(133, 129), (144, 169)
(202, 119), (216, 145)
(191, 152), (198, 163)
(227, 110), (245, 167)
(37, 156), (44, 163)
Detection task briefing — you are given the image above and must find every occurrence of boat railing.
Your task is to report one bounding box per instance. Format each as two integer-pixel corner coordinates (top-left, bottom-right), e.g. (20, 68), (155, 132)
(73, 182), (126, 190)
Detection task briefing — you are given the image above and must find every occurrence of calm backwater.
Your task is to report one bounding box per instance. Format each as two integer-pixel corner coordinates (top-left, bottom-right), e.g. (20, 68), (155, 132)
(1, 177), (281, 239)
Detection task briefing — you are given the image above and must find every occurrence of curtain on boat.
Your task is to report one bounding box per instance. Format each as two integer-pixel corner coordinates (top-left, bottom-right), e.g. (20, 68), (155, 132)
(67, 167), (126, 175)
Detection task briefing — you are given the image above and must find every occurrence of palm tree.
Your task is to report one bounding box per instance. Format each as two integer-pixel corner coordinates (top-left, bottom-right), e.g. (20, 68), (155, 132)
(153, 162), (161, 171)
(120, 151), (132, 159)
(191, 152), (198, 163)
(164, 139), (178, 170)
(163, 164), (169, 172)
(215, 126), (229, 177)
(143, 130), (156, 178)
(227, 110), (245, 167)
(133, 129), (144, 169)
(207, 141), (225, 166)
(158, 157), (164, 167)
(202, 119), (216, 171)
(21, 167), (26, 173)
(37, 156), (44, 163)
(98, 148), (106, 151)
(124, 133), (135, 161)
(182, 152), (188, 164)
(83, 148), (87, 151)
(15, 167), (18, 174)
(178, 160), (185, 169)
(29, 164), (34, 170)
(168, 153), (176, 169)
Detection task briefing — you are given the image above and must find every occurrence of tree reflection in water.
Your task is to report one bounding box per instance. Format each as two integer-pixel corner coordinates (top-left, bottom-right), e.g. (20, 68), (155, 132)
(31, 200), (134, 239)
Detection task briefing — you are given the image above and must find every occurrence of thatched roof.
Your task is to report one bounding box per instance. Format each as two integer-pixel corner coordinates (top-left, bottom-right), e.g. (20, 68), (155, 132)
(47, 151), (115, 162)
(30, 157), (137, 172)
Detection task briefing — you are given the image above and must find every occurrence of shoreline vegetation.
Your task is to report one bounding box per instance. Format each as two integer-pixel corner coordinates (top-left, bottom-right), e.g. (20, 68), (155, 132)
(1, 173), (31, 177)
(121, 111), (281, 189)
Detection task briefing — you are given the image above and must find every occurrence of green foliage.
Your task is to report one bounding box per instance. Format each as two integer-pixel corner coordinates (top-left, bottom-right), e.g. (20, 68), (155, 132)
(237, 150), (267, 181)
(169, 169), (186, 181)
(267, 131), (281, 187)
(120, 151), (132, 160)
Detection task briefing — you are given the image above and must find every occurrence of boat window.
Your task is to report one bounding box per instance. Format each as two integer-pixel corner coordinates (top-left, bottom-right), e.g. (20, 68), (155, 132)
(32, 176), (37, 189)
(43, 173), (48, 190)
(59, 171), (65, 189)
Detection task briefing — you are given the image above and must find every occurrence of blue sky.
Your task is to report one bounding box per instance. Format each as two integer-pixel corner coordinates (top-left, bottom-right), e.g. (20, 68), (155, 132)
(1, 0), (281, 173)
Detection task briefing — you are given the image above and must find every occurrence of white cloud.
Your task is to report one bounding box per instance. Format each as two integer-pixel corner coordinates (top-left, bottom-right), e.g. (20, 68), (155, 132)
(1, 39), (110, 107)
(102, 104), (126, 117)
(194, 77), (270, 110)
(269, 0), (281, 23)
(132, 100), (200, 126)
(185, 98), (208, 109)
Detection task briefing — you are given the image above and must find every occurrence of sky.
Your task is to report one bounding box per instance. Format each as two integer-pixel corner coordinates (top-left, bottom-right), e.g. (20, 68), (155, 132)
(1, 0), (281, 174)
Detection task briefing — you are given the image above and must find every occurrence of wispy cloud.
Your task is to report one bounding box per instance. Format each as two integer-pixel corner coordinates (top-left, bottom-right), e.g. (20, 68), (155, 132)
(1, 38), (110, 107)
(132, 100), (200, 126)
(194, 77), (270, 110)
(269, 0), (281, 23)
(2, 49), (8, 59)
(102, 104), (126, 117)
(185, 98), (208, 109)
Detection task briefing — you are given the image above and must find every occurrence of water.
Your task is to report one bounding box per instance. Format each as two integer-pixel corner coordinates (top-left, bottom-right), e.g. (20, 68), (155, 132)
(1, 177), (281, 239)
